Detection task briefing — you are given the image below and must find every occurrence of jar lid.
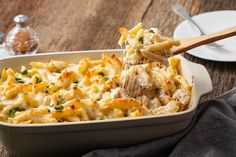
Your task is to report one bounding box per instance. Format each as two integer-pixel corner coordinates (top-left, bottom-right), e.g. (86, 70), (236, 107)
(14, 15), (29, 27)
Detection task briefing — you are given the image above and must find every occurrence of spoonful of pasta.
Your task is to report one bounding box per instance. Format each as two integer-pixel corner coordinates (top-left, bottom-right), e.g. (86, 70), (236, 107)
(119, 23), (236, 67)
(119, 23), (236, 97)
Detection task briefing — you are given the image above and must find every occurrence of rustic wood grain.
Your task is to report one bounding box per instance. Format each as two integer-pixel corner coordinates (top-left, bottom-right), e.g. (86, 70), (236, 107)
(0, 0), (236, 156)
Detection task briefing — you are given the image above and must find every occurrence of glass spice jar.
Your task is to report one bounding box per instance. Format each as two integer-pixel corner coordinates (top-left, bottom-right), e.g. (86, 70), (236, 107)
(6, 15), (39, 55)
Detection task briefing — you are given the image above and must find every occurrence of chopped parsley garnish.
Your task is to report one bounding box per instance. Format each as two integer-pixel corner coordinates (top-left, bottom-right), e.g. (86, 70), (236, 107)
(44, 87), (49, 93)
(15, 77), (25, 83)
(104, 77), (109, 81)
(48, 109), (51, 113)
(51, 82), (55, 85)
(149, 29), (155, 34)
(35, 76), (42, 84)
(58, 95), (63, 102)
(54, 105), (64, 111)
(139, 37), (144, 44)
(8, 107), (25, 118)
(98, 72), (105, 76)
(20, 69), (28, 75)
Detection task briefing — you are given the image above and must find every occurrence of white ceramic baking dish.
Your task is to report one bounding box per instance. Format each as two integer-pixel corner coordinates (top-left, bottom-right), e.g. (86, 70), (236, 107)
(0, 49), (212, 157)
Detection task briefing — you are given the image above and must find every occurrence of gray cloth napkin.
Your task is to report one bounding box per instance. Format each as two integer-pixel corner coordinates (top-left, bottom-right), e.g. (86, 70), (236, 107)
(83, 87), (236, 157)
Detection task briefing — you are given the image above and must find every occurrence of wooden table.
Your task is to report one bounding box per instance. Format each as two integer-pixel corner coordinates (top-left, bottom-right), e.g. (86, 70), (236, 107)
(0, 0), (235, 156)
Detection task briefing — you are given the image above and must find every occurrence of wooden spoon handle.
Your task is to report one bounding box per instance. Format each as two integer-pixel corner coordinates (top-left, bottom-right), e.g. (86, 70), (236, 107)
(172, 26), (236, 55)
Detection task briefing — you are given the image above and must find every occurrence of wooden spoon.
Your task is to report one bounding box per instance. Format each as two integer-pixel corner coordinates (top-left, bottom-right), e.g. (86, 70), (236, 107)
(171, 26), (236, 55)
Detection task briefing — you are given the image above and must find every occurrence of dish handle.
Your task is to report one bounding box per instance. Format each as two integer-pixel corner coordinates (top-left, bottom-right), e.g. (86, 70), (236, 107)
(179, 55), (213, 100)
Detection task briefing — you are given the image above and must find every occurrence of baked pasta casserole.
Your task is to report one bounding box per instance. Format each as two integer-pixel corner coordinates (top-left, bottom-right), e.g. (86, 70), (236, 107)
(0, 24), (191, 124)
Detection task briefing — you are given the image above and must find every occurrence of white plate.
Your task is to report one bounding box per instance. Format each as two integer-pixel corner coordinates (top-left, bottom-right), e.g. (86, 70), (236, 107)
(174, 10), (236, 62)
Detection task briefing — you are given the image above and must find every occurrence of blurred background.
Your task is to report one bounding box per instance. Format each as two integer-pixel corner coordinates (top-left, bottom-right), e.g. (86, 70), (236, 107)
(0, 0), (236, 52)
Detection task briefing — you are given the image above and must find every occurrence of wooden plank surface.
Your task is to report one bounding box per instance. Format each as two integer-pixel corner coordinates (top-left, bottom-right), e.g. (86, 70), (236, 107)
(0, 0), (236, 156)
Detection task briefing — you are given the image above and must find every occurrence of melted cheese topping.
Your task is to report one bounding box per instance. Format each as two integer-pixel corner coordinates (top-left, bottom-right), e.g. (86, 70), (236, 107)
(0, 53), (191, 124)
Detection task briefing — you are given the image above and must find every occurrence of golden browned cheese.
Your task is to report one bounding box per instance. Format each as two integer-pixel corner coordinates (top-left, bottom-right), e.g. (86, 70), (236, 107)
(0, 56), (191, 124)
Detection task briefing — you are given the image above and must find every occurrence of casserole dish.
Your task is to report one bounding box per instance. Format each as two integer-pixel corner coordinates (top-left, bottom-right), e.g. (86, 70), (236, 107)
(0, 49), (212, 157)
